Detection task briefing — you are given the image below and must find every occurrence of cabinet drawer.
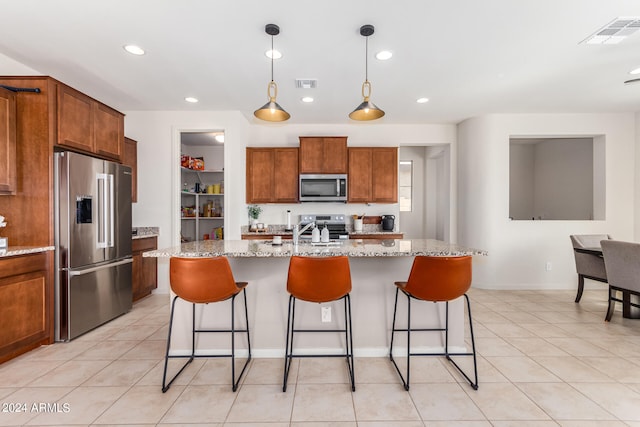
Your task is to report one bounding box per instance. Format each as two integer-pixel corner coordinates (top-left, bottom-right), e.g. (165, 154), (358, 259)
(132, 236), (157, 252)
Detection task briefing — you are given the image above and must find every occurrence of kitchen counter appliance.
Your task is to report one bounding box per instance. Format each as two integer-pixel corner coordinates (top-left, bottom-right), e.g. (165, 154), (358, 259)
(382, 215), (396, 231)
(299, 214), (349, 240)
(54, 151), (133, 341)
(299, 174), (347, 202)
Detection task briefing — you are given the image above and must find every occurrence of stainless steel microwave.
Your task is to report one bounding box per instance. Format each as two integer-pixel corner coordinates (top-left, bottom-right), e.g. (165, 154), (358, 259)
(299, 174), (348, 202)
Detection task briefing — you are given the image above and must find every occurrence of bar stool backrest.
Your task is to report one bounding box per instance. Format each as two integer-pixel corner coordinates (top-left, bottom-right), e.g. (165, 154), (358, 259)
(287, 256), (352, 303)
(404, 256), (472, 302)
(170, 257), (240, 303)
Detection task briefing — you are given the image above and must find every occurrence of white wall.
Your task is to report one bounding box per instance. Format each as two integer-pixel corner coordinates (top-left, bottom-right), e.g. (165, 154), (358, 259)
(0, 52), (39, 74)
(125, 114), (456, 292)
(458, 114), (636, 289)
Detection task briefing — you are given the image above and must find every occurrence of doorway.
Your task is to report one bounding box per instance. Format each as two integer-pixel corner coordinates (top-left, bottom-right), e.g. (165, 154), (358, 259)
(176, 130), (225, 243)
(398, 145), (450, 240)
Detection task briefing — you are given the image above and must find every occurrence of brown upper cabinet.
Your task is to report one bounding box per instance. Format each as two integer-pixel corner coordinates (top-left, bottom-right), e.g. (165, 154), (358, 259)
(0, 87), (17, 195)
(348, 147), (398, 203)
(57, 83), (124, 161)
(299, 136), (348, 174)
(246, 147), (299, 203)
(123, 137), (138, 202)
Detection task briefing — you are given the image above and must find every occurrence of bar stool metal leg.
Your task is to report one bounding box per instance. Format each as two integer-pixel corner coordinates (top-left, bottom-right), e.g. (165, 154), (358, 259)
(283, 295), (296, 392)
(283, 294), (355, 392)
(162, 296), (194, 392)
(344, 294), (355, 391)
(162, 290), (252, 393)
(389, 289), (478, 391)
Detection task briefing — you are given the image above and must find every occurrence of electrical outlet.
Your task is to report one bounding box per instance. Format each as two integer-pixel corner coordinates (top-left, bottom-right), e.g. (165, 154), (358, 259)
(321, 306), (331, 323)
(545, 261), (552, 271)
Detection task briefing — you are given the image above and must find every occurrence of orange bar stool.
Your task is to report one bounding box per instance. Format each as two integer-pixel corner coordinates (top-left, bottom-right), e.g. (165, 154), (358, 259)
(283, 256), (355, 392)
(162, 256), (251, 393)
(389, 255), (478, 390)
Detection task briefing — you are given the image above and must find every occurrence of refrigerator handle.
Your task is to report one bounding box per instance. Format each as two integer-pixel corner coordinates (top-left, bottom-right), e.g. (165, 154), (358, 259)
(107, 173), (115, 248)
(97, 173), (106, 248)
(67, 258), (133, 276)
(96, 173), (114, 248)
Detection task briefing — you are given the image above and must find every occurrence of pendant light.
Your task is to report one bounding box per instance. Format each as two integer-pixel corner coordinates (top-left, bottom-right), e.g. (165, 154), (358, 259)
(254, 24), (290, 122)
(349, 24), (385, 121)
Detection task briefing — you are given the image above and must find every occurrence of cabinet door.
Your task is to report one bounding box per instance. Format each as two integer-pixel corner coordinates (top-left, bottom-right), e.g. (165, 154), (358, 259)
(132, 237), (157, 302)
(348, 148), (372, 202)
(94, 102), (124, 161)
(0, 253), (50, 363)
(322, 137), (348, 173)
(123, 137), (138, 202)
(372, 147), (398, 202)
(0, 87), (16, 195)
(273, 148), (299, 202)
(299, 137), (347, 174)
(57, 84), (94, 152)
(299, 137), (324, 173)
(246, 148), (275, 203)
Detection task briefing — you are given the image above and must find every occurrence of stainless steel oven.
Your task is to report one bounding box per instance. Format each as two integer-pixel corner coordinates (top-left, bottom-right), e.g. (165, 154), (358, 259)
(299, 174), (347, 202)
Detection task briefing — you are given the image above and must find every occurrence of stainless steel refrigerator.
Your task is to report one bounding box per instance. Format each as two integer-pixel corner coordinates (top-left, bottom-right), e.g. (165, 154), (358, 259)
(54, 151), (133, 341)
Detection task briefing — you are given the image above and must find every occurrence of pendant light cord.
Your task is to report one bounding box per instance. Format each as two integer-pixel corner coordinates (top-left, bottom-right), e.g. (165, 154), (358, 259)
(365, 35), (368, 82)
(271, 35), (274, 83)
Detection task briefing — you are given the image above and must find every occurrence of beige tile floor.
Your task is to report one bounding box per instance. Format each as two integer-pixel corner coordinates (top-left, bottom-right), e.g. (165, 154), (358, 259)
(1, 287), (640, 426)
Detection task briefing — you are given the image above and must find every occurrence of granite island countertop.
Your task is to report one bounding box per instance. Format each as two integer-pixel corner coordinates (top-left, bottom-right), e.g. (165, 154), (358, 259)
(144, 239), (487, 258)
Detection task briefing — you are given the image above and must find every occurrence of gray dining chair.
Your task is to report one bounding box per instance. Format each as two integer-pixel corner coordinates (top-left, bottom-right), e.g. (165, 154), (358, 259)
(569, 234), (611, 302)
(600, 240), (640, 321)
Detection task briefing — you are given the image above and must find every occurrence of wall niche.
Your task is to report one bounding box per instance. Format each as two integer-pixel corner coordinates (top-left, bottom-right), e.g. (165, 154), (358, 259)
(509, 136), (605, 221)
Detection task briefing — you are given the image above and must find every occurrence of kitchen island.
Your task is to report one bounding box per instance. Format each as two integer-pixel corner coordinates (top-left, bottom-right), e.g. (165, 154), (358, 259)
(145, 239), (487, 357)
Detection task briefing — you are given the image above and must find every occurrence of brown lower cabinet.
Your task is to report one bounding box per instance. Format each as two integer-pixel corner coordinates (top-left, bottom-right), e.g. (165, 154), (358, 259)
(0, 252), (53, 364)
(132, 237), (158, 302)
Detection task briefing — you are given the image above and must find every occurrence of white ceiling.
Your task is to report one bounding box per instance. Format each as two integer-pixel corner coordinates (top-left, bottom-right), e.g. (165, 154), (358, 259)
(2, 0), (640, 125)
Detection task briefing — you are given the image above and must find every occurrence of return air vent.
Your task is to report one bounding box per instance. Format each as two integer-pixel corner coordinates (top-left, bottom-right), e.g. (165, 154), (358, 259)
(581, 17), (640, 44)
(295, 79), (317, 89)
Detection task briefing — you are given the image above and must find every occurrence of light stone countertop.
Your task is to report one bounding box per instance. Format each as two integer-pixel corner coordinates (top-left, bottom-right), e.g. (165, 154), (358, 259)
(144, 239), (487, 258)
(132, 226), (159, 239)
(0, 246), (55, 258)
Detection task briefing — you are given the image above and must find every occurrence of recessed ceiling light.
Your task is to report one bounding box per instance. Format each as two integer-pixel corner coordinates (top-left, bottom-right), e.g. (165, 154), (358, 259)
(214, 134), (225, 143)
(123, 44), (145, 55)
(265, 49), (282, 59)
(185, 97), (198, 103)
(376, 50), (393, 60)
(416, 97), (429, 104)
(301, 97), (314, 103)
(630, 67), (640, 75)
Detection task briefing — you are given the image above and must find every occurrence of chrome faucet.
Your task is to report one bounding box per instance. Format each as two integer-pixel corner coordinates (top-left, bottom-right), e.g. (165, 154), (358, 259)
(292, 221), (315, 247)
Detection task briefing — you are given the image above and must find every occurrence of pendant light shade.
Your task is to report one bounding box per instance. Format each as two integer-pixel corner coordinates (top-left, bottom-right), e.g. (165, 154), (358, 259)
(349, 24), (385, 121)
(254, 24), (290, 122)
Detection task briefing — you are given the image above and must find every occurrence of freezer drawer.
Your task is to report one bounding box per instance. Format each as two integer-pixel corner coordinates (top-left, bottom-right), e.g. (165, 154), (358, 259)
(56, 258), (132, 341)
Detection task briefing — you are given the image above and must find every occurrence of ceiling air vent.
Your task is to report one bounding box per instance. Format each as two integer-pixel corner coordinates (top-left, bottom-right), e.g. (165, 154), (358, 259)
(581, 17), (640, 44)
(295, 79), (317, 89)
